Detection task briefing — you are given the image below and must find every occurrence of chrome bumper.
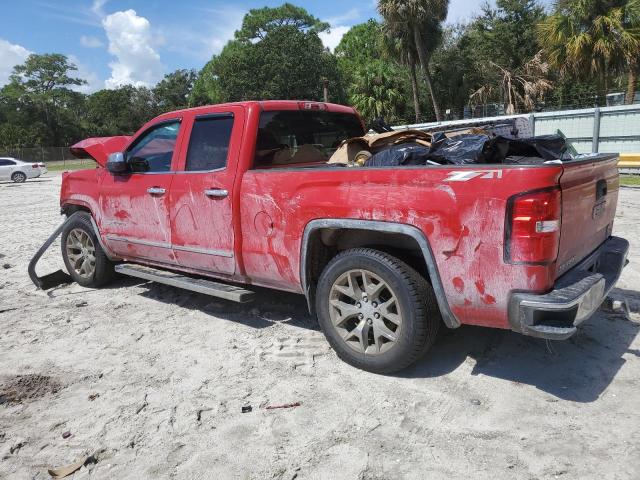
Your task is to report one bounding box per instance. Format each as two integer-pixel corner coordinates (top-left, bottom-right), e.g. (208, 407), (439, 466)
(508, 236), (629, 340)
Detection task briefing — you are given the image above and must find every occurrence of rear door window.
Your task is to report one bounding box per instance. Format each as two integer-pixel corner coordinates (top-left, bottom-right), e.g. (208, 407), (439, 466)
(254, 110), (364, 168)
(185, 115), (234, 171)
(0, 159), (16, 166)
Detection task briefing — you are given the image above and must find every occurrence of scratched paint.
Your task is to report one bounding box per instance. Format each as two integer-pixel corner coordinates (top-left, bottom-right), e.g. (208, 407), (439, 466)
(60, 100), (620, 332)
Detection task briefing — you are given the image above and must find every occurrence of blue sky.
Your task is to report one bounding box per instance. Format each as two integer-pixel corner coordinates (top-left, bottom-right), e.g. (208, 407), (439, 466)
(1, 0), (515, 92)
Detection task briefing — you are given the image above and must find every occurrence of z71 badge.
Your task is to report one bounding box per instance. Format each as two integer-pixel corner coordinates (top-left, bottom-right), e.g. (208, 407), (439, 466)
(444, 170), (503, 182)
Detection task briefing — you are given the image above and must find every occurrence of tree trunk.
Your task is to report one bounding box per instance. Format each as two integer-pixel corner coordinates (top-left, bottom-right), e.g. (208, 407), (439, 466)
(412, 27), (442, 121)
(626, 67), (638, 105)
(409, 61), (421, 123)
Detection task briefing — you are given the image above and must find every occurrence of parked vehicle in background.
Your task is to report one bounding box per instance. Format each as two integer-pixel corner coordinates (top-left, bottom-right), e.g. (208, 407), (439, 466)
(0, 157), (47, 183)
(31, 100), (628, 374)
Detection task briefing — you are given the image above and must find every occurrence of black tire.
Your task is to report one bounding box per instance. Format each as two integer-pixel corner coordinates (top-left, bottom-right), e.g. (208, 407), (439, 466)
(61, 212), (115, 288)
(11, 171), (27, 183)
(315, 248), (441, 374)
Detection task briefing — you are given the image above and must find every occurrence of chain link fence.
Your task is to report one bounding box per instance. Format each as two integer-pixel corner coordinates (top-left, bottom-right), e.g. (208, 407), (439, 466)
(0, 147), (94, 168)
(406, 89), (640, 125)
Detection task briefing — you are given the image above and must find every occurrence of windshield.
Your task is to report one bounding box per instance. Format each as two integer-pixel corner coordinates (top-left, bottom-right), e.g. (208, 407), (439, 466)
(254, 110), (364, 168)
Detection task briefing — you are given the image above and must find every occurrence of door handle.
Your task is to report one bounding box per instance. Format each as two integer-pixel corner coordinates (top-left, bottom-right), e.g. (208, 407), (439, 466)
(204, 188), (229, 198)
(147, 187), (166, 195)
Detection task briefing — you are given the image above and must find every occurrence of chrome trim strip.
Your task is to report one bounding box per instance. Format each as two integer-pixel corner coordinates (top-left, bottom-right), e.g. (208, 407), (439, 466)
(106, 235), (171, 249)
(172, 244), (234, 258)
(105, 234), (234, 258)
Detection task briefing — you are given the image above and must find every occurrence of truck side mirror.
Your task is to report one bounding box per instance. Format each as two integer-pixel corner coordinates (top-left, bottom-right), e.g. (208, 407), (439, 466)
(106, 152), (128, 174)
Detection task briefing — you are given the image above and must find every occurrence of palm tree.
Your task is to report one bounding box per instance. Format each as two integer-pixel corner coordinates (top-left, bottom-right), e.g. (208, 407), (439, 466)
(350, 62), (405, 123)
(538, 0), (640, 104)
(378, 0), (449, 121)
(382, 31), (422, 122)
(470, 52), (553, 114)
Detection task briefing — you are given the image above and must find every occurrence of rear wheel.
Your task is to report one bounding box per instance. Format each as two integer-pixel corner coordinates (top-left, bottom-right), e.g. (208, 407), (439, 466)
(11, 171), (26, 183)
(315, 248), (441, 374)
(61, 212), (115, 288)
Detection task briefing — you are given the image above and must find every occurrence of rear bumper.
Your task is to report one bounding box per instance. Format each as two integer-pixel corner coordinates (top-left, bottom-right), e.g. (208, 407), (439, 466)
(27, 169), (44, 178)
(508, 236), (629, 340)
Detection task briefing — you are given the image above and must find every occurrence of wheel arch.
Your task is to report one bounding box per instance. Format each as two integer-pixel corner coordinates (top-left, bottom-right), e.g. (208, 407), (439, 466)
(60, 202), (119, 261)
(300, 219), (460, 328)
(61, 200), (93, 217)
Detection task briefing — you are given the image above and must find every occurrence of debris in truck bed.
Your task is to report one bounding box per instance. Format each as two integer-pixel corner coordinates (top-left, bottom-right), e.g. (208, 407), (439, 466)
(331, 128), (569, 167)
(328, 129), (432, 165)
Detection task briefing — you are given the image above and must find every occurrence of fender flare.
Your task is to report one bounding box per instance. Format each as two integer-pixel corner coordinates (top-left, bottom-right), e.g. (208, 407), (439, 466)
(60, 202), (118, 261)
(300, 219), (461, 329)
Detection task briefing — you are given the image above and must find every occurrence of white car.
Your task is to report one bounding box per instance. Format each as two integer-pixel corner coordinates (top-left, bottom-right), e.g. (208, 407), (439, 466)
(0, 157), (48, 183)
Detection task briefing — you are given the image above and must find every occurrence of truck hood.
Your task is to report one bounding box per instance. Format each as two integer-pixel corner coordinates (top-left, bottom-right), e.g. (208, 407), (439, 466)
(70, 136), (131, 167)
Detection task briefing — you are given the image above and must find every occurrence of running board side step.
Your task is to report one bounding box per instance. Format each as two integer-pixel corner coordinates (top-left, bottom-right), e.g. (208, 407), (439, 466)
(115, 264), (255, 303)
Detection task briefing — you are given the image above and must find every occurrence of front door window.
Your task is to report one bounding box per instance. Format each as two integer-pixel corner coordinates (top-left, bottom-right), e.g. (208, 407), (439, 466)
(127, 121), (180, 173)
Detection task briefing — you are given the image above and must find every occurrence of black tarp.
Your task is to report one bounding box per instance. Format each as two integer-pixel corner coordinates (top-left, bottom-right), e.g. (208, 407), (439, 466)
(364, 133), (568, 167)
(365, 142), (431, 167)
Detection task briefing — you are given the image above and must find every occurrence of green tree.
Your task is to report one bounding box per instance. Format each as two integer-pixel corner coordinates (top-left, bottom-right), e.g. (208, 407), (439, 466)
(195, 4), (344, 103)
(153, 69), (197, 112)
(381, 25), (422, 122)
(428, 0), (548, 117)
(85, 86), (157, 137)
(470, 52), (553, 114)
(350, 61), (406, 123)
(378, 0), (449, 121)
(471, 0), (545, 71)
(188, 60), (223, 106)
(3, 53), (86, 145)
(538, 0), (640, 104)
(335, 19), (384, 77)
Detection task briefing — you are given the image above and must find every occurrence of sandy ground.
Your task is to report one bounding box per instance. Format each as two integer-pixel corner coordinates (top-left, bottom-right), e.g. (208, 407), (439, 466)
(1, 173), (639, 480)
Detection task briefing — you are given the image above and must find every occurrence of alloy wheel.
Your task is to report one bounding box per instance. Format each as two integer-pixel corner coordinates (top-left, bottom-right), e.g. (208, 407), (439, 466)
(13, 172), (26, 183)
(65, 228), (96, 279)
(328, 269), (403, 355)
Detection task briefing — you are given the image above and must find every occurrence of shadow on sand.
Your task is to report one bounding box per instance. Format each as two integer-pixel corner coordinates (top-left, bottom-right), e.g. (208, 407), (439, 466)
(403, 286), (640, 402)
(127, 278), (639, 403)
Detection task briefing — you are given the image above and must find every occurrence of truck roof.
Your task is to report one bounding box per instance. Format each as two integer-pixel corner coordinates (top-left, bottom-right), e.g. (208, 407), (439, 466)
(158, 100), (357, 119)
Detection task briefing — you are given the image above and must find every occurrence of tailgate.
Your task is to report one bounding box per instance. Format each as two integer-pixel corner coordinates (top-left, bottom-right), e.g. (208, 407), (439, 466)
(556, 154), (619, 276)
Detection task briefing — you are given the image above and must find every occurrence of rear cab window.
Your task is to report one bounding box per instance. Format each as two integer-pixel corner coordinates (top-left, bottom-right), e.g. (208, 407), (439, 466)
(253, 110), (364, 169)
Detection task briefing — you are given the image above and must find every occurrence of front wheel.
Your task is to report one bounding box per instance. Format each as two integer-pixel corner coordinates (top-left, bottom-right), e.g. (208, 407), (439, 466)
(11, 171), (27, 183)
(61, 212), (115, 288)
(315, 248), (441, 374)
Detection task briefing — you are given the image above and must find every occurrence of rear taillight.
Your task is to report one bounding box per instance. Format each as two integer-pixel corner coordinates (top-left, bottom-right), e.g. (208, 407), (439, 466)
(505, 187), (561, 264)
(31, 163), (39, 168)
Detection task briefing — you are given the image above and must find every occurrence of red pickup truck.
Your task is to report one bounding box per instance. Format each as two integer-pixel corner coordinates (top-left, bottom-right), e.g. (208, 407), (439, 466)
(36, 100), (628, 373)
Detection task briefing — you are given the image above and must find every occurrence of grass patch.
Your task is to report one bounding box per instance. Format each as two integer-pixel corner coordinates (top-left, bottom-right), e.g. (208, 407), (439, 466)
(620, 175), (640, 187)
(46, 160), (96, 172)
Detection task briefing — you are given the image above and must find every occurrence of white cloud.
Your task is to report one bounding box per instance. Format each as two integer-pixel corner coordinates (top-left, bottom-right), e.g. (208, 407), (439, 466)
(91, 0), (108, 17)
(325, 8), (361, 26)
(0, 38), (31, 86)
(80, 35), (104, 48)
(67, 54), (101, 94)
(319, 25), (352, 52)
(320, 8), (363, 52)
(102, 9), (164, 88)
(160, 5), (245, 61)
